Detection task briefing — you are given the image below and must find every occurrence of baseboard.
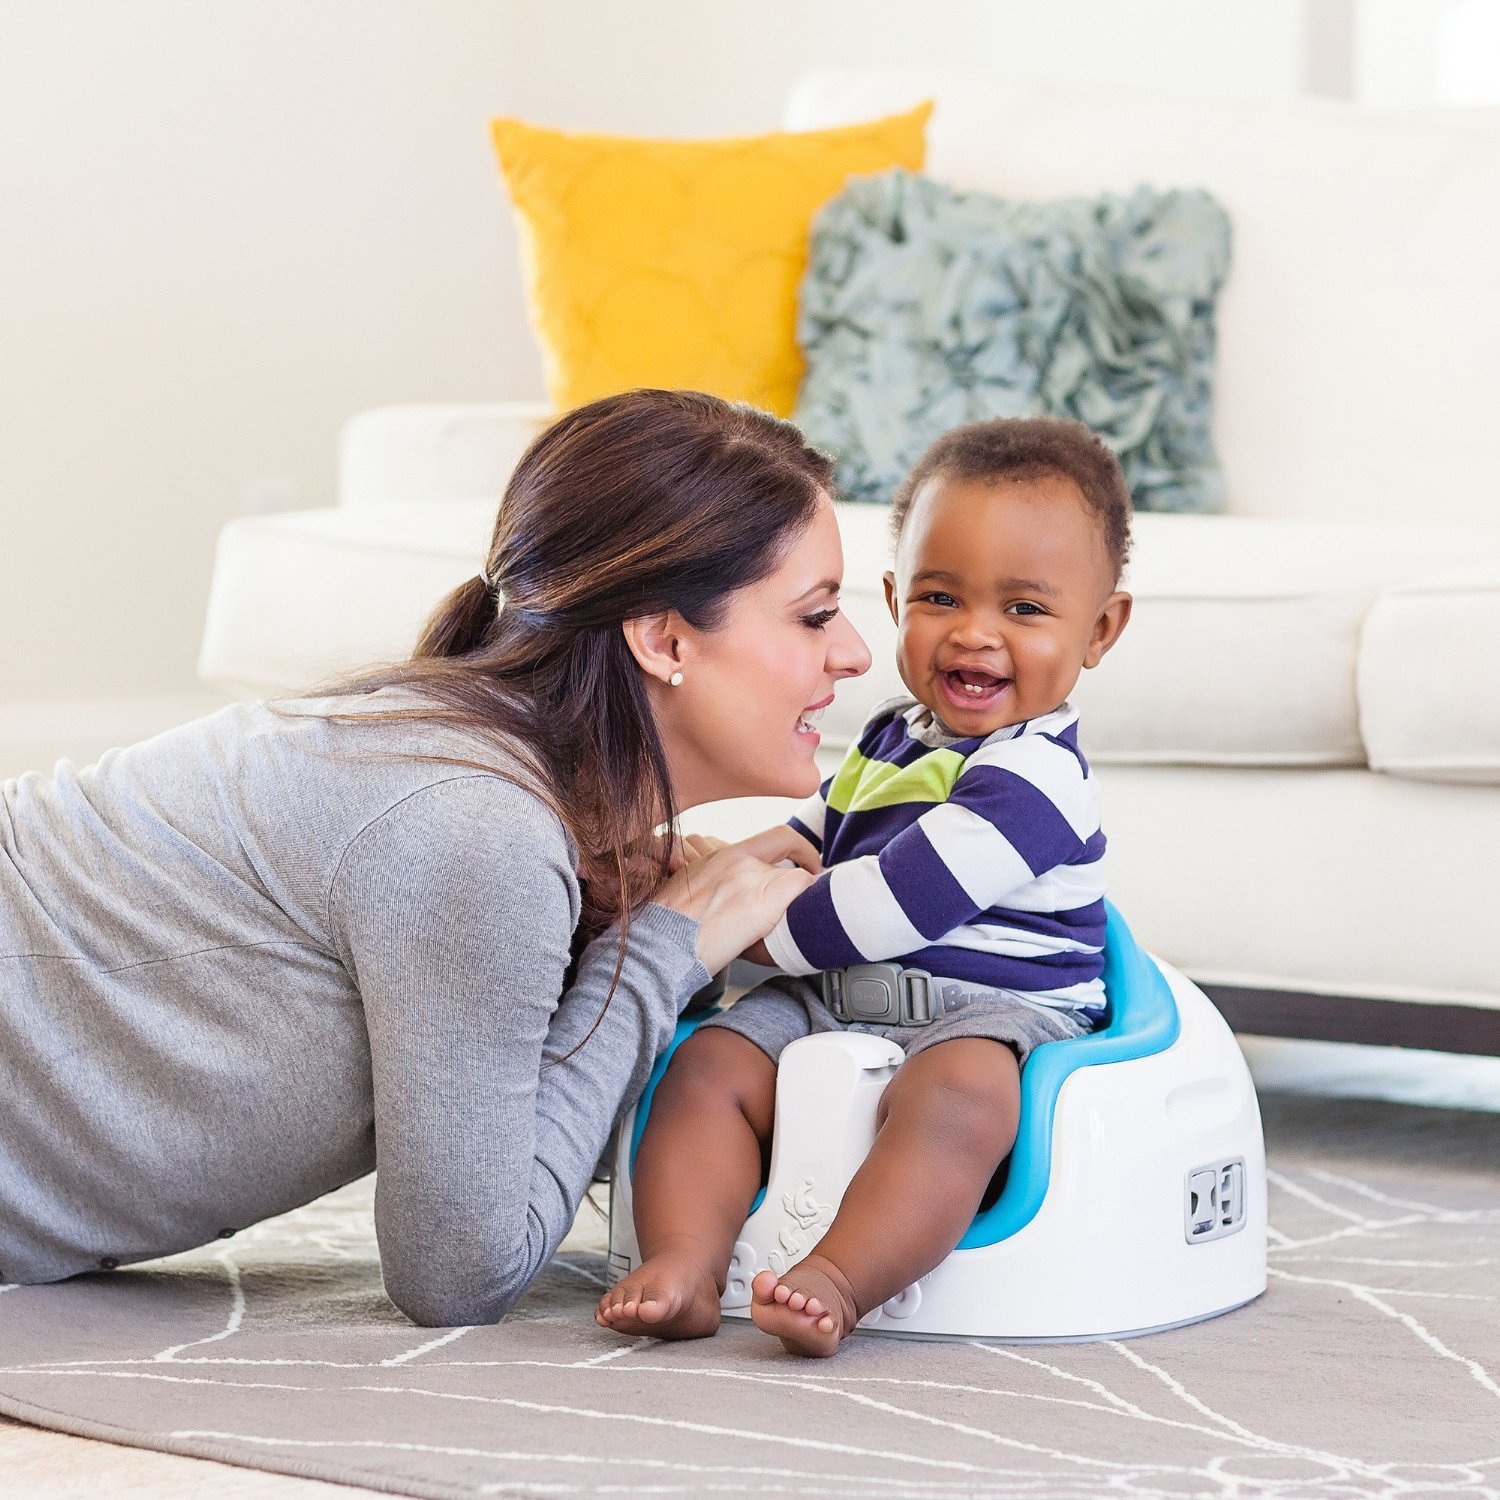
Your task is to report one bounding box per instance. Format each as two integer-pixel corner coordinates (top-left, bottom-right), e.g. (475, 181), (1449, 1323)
(1204, 983), (1500, 1057)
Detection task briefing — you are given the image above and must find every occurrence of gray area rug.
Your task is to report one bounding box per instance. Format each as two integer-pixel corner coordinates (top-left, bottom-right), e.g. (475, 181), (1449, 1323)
(1, 1093), (1498, 1500)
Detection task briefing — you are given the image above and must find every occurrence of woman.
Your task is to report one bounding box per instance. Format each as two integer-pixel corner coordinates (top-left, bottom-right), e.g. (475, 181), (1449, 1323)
(0, 389), (870, 1326)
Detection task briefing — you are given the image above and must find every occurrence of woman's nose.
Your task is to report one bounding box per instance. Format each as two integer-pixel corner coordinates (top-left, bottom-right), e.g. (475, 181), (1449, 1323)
(829, 611), (872, 678)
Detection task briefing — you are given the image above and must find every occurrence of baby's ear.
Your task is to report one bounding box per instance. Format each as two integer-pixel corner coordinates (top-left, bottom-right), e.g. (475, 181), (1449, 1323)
(883, 571), (900, 625)
(1084, 592), (1132, 669)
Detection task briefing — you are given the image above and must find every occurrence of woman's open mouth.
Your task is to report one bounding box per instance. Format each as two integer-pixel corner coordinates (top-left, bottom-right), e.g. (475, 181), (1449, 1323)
(939, 668), (1010, 711)
(795, 699), (831, 743)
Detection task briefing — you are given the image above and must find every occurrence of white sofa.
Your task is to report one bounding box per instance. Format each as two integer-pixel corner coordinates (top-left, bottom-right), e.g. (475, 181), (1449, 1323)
(200, 69), (1500, 1053)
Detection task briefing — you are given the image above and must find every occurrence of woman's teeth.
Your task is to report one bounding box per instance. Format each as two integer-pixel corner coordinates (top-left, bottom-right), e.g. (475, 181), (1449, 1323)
(796, 705), (827, 734)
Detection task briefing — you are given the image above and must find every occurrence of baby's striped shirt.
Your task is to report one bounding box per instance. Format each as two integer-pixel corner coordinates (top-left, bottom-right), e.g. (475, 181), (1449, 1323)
(764, 695), (1107, 1019)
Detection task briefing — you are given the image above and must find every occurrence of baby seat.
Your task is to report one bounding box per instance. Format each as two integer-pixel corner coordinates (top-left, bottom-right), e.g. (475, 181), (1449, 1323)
(608, 904), (1267, 1340)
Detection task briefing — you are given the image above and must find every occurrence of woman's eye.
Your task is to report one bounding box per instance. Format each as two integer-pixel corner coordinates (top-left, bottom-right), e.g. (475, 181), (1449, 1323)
(801, 608), (839, 631)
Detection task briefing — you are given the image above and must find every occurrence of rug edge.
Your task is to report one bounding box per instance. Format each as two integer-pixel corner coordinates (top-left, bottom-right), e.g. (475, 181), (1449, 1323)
(0, 1392), (477, 1500)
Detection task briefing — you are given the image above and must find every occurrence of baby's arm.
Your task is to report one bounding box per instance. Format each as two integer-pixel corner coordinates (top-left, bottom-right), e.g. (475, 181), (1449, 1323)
(763, 745), (1091, 975)
(730, 780), (830, 967)
(785, 780), (829, 857)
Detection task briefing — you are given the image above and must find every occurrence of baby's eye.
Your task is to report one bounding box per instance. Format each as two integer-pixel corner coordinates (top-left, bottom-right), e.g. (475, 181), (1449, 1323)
(800, 608), (839, 631)
(918, 591), (959, 608)
(1009, 601), (1046, 617)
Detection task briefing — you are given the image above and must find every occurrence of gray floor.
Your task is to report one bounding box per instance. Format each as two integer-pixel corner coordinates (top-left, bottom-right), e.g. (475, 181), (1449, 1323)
(3, 1039), (1498, 1499)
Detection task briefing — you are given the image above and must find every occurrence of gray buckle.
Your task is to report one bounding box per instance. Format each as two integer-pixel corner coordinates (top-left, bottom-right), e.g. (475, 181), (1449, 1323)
(822, 964), (936, 1026)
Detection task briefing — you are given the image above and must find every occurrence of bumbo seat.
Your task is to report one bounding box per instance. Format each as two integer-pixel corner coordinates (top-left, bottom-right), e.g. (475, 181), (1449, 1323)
(608, 904), (1267, 1340)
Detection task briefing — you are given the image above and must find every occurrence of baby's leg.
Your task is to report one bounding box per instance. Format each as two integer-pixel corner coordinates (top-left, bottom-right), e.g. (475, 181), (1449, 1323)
(751, 1037), (1020, 1357)
(597, 1027), (775, 1339)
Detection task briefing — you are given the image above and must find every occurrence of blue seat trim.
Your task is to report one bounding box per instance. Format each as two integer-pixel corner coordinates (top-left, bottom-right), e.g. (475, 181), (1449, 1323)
(956, 901), (1180, 1248)
(626, 902), (1178, 1245)
(627, 1011), (771, 1215)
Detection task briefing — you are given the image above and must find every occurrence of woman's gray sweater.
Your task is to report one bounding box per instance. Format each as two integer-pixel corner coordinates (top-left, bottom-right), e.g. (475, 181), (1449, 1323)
(0, 694), (707, 1326)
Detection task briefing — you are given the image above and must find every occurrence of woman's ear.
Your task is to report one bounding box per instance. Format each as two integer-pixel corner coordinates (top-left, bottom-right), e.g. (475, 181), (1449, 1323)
(1083, 592), (1133, 670)
(622, 612), (687, 686)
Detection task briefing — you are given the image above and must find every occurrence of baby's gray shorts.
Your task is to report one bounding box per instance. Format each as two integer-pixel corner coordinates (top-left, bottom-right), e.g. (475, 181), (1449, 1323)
(698, 974), (1090, 1066)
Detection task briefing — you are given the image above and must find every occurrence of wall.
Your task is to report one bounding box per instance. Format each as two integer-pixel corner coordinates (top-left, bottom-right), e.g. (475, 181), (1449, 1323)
(0, 0), (1310, 718)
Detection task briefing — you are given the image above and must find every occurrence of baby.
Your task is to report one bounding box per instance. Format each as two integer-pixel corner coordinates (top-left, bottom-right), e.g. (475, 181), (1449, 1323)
(598, 415), (1133, 1356)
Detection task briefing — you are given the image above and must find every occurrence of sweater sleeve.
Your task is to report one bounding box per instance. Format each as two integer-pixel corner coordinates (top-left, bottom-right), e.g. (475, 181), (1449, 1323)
(328, 775), (707, 1327)
(764, 738), (1090, 974)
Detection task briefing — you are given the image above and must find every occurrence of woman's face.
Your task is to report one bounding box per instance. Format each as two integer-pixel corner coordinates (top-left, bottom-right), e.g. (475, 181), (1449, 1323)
(653, 498), (871, 809)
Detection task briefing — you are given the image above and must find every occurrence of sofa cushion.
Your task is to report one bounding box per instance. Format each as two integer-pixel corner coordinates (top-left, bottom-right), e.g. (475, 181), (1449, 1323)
(828, 507), (1500, 767)
(199, 503), (495, 697)
(489, 106), (929, 418)
(794, 169), (1231, 512)
(1359, 563), (1500, 784)
(201, 500), (1500, 775)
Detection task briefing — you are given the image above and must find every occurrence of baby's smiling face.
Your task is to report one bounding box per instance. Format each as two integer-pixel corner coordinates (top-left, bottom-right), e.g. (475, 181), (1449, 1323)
(883, 472), (1133, 738)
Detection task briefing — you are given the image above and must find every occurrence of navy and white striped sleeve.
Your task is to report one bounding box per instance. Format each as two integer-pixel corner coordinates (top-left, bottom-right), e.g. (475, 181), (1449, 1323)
(763, 738), (1094, 975)
(785, 777), (831, 854)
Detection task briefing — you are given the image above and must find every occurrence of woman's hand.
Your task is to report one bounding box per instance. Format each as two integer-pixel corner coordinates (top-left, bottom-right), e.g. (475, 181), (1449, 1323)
(729, 825), (822, 875)
(650, 829), (821, 974)
(674, 827), (820, 875)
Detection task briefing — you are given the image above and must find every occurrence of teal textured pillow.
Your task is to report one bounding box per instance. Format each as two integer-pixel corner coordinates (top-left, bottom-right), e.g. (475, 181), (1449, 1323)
(793, 169), (1232, 511)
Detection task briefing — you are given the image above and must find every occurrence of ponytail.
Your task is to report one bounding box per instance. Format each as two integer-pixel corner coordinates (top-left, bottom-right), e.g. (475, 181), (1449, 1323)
(316, 389), (831, 927)
(416, 575), (496, 660)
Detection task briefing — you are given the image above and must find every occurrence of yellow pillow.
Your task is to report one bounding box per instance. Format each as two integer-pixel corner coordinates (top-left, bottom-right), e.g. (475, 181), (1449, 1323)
(491, 105), (931, 417)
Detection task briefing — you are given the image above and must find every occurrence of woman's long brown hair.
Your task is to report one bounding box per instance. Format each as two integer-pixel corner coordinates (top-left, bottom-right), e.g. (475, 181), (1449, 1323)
(324, 388), (832, 940)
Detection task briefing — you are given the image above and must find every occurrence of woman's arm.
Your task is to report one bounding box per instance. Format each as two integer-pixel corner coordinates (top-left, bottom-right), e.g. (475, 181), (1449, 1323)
(330, 775), (708, 1327)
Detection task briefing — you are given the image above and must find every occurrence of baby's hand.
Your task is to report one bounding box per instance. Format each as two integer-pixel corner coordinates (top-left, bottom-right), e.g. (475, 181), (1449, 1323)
(740, 939), (776, 968)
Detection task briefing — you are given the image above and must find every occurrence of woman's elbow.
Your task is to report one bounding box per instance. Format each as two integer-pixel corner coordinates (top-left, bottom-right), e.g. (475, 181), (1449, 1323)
(384, 1271), (525, 1329)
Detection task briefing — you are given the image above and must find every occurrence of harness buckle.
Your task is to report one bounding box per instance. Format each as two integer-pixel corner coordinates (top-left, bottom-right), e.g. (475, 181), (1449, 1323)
(822, 964), (937, 1026)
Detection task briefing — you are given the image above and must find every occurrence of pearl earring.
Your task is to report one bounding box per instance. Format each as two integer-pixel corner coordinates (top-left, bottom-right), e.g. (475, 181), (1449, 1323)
(669, 670), (684, 687)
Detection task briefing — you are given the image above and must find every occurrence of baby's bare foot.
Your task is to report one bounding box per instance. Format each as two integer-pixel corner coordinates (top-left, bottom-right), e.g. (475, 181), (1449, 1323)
(595, 1249), (722, 1340)
(749, 1256), (859, 1358)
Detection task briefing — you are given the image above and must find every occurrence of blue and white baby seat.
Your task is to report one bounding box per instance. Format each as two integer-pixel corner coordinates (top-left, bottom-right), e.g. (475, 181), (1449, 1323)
(609, 904), (1267, 1340)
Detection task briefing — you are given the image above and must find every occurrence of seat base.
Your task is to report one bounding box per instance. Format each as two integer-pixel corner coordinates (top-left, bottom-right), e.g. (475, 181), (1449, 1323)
(609, 949), (1266, 1342)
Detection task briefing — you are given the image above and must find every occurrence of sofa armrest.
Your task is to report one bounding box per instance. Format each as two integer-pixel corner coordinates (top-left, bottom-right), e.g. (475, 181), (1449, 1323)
(337, 401), (553, 509)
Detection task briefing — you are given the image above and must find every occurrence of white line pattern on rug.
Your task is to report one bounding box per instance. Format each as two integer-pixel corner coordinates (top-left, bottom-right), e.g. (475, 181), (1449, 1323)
(5, 1143), (1500, 1500)
(1267, 1266), (1500, 1402)
(153, 1247), (246, 1362)
(380, 1326), (474, 1367)
(573, 1346), (636, 1367)
(168, 1433), (1104, 1495)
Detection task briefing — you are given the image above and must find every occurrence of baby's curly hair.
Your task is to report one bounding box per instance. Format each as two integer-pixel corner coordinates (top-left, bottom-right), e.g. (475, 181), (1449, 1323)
(890, 417), (1132, 582)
